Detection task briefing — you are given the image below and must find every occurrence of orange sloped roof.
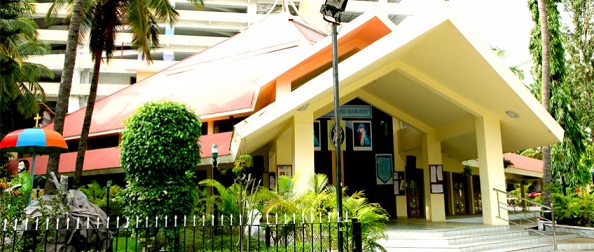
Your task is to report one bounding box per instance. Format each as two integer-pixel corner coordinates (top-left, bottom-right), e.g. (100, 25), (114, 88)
(25, 132), (233, 175)
(503, 153), (542, 173)
(26, 147), (121, 176)
(46, 13), (325, 139)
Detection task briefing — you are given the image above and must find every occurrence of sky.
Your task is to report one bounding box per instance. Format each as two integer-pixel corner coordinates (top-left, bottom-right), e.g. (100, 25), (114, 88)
(406, 0), (535, 67)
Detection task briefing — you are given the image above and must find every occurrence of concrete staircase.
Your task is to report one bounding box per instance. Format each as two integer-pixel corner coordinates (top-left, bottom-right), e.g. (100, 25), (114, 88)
(378, 225), (580, 252)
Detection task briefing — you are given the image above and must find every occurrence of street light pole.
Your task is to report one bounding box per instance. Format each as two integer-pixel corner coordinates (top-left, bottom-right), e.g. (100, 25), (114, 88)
(331, 21), (344, 251)
(320, 1), (348, 250)
(211, 144), (219, 179)
(211, 144), (219, 226)
(106, 181), (111, 217)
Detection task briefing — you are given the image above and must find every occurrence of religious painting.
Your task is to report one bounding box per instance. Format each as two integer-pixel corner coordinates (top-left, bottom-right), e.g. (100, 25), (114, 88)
(352, 120), (372, 151)
(327, 120), (346, 151)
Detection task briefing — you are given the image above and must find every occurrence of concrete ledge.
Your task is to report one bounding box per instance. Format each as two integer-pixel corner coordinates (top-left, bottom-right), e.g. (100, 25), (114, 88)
(546, 224), (594, 238)
(556, 238), (594, 251)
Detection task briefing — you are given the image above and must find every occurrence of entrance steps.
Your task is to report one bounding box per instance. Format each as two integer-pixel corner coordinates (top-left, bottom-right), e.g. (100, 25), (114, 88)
(378, 224), (580, 252)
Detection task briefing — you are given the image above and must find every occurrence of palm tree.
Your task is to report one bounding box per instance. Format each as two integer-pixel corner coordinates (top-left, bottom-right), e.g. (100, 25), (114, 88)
(0, 0), (53, 134)
(536, 0), (552, 206)
(44, 0), (85, 194)
(73, 0), (202, 188)
(46, 0), (203, 188)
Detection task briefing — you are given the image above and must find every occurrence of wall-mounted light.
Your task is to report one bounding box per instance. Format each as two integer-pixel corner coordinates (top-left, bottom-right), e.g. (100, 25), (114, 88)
(297, 103), (309, 111)
(505, 110), (519, 119)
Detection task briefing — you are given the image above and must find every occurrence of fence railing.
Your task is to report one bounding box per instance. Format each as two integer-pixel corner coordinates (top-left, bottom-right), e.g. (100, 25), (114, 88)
(1, 215), (362, 252)
(493, 188), (557, 251)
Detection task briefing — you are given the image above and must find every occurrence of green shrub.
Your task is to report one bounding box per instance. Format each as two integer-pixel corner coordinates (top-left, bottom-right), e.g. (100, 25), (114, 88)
(0, 178), (27, 221)
(120, 101), (202, 224)
(79, 180), (123, 217)
(552, 188), (594, 227)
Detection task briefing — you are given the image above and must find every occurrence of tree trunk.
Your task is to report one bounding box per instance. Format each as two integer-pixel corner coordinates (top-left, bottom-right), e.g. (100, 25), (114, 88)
(45, 0), (84, 194)
(537, 0), (552, 207)
(73, 50), (102, 188)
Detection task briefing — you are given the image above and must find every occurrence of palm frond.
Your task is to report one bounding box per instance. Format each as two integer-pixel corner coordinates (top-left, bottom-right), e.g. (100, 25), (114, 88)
(17, 40), (51, 58)
(147, 0), (179, 25)
(198, 179), (227, 196)
(184, 0), (204, 11)
(20, 62), (54, 81)
(126, 0), (155, 62)
(13, 92), (40, 118)
(45, 0), (73, 22)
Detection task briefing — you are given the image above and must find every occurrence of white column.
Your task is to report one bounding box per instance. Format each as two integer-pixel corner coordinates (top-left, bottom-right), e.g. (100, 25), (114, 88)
(293, 112), (315, 184)
(422, 132), (446, 221)
(275, 130), (292, 168)
(393, 118), (408, 218)
(475, 116), (508, 225)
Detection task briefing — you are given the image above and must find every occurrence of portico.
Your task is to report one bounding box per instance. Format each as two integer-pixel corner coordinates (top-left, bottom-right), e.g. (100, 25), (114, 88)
(231, 11), (563, 224)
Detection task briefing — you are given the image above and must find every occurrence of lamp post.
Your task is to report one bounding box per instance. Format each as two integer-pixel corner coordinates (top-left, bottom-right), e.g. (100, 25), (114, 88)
(320, 1), (348, 250)
(106, 180), (111, 217)
(211, 144), (219, 227)
(211, 144), (219, 178)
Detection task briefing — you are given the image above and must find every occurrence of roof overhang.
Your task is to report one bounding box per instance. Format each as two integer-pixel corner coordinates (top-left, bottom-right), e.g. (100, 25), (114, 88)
(231, 10), (563, 161)
(466, 153), (544, 178)
(504, 167), (542, 178)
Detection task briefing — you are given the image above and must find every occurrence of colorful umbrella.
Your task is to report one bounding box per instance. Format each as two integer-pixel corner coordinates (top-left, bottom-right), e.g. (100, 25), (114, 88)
(0, 128), (68, 198)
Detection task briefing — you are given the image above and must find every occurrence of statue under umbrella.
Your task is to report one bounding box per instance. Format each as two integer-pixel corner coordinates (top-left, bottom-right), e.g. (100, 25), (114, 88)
(0, 126), (68, 203)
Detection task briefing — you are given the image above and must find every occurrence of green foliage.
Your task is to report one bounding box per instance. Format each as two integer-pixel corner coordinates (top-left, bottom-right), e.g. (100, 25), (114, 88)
(120, 101), (202, 225)
(551, 141), (593, 190)
(79, 180), (123, 216)
(552, 189), (594, 227)
(562, 0), (594, 141)
(0, 151), (13, 178)
(0, 0), (53, 135)
(0, 178), (27, 221)
(79, 181), (107, 207)
(191, 185), (210, 215)
(47, 0), (204, 63)
(528, 0), (591, 203)
(462, 165), (473, 177)
(198, 176), (273, 219)
(262, 173), (389, 251)
(342, 191), (390, 252)
(232, 154), (253, 176)
(198, 172), (388, 251)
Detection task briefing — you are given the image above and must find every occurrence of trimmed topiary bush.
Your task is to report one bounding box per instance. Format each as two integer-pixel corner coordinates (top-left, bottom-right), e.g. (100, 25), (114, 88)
(120, 101), (202, 223)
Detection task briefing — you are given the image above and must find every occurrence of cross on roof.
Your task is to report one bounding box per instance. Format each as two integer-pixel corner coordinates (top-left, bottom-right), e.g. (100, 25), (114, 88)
(34, 114), (41, 127)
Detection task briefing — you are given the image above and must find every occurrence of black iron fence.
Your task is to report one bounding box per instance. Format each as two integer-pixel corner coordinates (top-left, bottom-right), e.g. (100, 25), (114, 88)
(1, 215), (362, 251)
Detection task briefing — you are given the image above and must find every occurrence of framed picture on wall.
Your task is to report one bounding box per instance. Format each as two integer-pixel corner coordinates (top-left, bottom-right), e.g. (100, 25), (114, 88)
(277, 165), (292, 178)
(352, 120), (372, 151)
(375, 154), (393, 185)
(314, 120), (321, 151)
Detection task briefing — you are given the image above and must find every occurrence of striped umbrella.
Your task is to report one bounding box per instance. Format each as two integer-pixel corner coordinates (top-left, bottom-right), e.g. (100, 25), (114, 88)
(0, 128), (68, 198)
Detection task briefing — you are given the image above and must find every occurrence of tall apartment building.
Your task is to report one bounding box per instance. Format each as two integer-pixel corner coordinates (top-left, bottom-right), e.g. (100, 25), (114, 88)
(29, 0), (412, 113)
